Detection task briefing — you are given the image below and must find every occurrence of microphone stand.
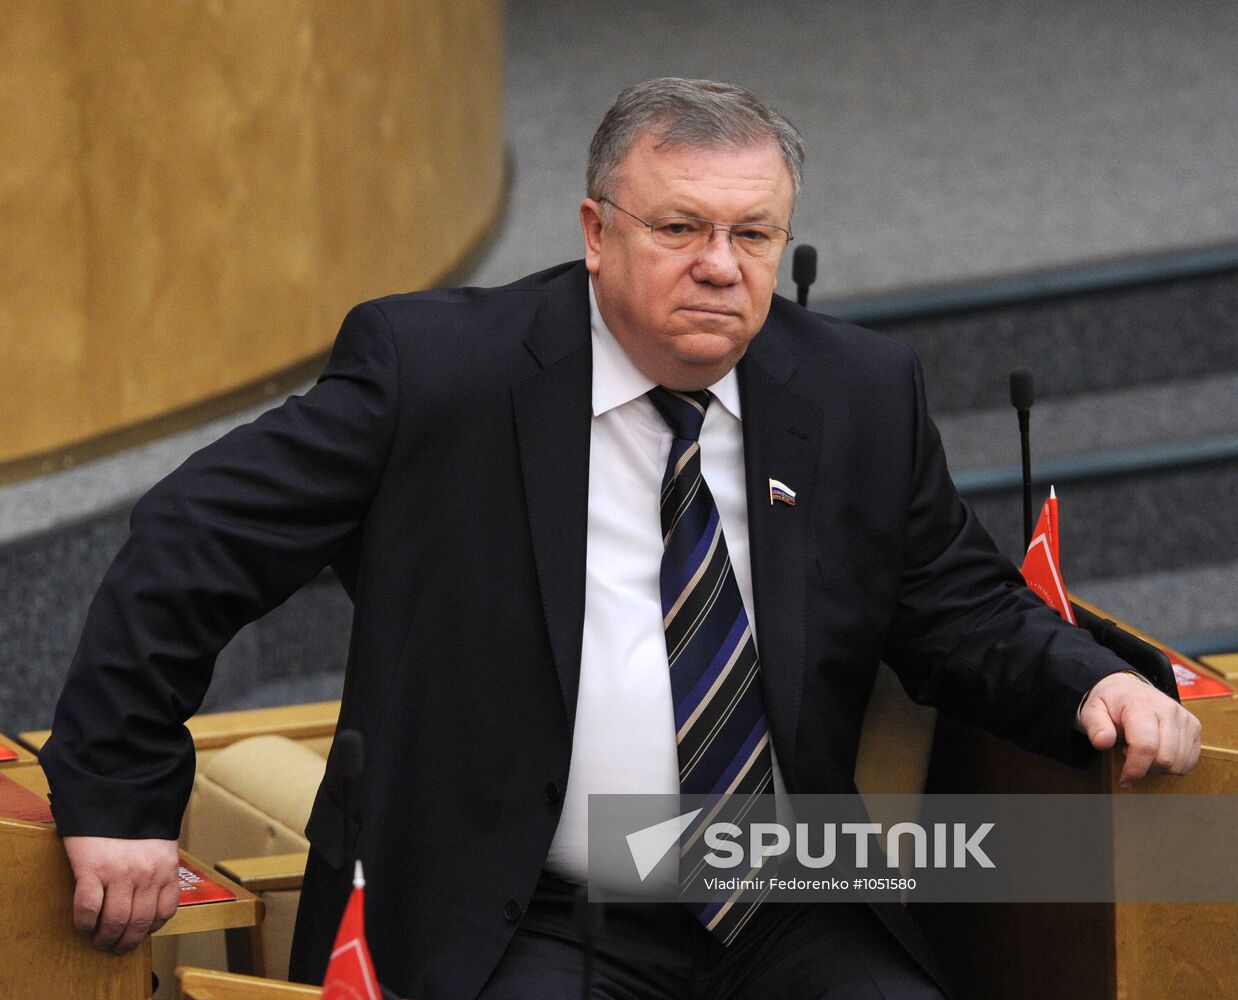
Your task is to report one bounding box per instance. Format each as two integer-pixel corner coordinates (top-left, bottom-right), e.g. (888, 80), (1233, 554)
(1009, 369), (1035, 550)
(1018, 410), (1032, 551)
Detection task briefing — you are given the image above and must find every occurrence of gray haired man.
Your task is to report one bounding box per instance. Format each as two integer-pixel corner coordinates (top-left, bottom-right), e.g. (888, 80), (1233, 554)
(48, 78), (1198, 999)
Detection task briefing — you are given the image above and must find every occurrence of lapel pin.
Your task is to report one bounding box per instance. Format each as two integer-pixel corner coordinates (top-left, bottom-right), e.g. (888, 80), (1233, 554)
(768, 478), (797, 506)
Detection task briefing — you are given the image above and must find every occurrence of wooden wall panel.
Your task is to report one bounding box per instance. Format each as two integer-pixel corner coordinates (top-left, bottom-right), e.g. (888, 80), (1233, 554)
(0, 0), (504, 469)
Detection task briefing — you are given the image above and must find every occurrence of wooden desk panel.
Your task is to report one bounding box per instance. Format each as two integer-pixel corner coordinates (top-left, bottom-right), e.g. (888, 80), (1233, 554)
(919, 687), (1238, 1000)
(0, 814), (154, 999)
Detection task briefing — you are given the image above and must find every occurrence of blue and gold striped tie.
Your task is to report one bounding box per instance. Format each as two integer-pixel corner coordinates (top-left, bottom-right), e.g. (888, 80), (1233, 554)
(648, 386), (774, 945)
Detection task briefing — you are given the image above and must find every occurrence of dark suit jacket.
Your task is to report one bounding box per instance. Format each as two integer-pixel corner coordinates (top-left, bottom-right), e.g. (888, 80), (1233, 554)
(43, 260), (1128, 999)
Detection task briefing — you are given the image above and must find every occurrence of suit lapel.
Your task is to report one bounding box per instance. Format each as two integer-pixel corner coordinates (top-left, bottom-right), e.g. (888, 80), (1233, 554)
(511, 265), (593, 731)
(738, 322), (821, 789)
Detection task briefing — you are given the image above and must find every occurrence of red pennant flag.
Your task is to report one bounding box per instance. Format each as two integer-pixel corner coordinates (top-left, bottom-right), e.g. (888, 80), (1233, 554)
(323, 861), (382, 1000)
(1020, 486), (1076, 625)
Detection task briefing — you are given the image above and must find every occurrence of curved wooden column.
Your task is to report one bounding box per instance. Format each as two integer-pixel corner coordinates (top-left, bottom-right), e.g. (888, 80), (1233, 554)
(0, 0), (504, 475)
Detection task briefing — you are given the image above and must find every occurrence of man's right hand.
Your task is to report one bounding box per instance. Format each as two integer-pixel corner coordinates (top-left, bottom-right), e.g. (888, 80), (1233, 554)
(62, 835), (181, 954)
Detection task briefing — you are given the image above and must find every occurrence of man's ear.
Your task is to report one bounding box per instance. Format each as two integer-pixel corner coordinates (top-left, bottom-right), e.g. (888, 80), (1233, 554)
(580, 198), (605, 275)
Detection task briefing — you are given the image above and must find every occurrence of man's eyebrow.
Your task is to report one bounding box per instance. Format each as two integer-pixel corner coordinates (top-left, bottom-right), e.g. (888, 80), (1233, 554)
(656, 206), (781, 224)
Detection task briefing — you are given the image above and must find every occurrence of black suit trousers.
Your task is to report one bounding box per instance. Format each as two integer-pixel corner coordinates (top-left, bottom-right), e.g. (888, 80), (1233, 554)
(473, 872), (946, 1000)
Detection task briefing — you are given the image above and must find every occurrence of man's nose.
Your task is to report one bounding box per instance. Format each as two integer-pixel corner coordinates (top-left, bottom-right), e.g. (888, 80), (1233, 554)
(691, 227), (742, 283)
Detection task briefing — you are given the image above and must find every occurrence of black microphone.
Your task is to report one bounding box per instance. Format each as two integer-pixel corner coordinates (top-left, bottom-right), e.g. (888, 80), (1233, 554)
(792, 244), (817, 308)
(1009, 368), (1035, 550)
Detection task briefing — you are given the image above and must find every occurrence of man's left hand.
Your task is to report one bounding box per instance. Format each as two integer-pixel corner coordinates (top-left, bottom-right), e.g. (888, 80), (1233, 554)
(1079, 673), (1202, 787)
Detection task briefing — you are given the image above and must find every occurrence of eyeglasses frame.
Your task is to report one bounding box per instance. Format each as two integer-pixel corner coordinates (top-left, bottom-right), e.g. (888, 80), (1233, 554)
(597, 197), (793, 258)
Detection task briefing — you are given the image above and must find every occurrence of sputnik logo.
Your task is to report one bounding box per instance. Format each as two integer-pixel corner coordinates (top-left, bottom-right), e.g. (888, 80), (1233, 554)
(625, 809), (703, 881)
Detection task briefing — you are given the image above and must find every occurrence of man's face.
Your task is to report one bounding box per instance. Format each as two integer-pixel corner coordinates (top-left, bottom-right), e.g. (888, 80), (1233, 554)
(580, 135), (794, 391)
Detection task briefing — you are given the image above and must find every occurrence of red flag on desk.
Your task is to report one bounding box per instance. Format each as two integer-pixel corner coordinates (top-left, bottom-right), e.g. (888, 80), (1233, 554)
(1020, 487), (1076, 625)
(323, 860), (382, 1000)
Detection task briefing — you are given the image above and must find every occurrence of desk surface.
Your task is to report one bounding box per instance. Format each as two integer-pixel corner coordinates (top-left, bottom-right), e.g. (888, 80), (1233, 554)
(1200, 651), (1238, 681)
(0, 733), (35, 768)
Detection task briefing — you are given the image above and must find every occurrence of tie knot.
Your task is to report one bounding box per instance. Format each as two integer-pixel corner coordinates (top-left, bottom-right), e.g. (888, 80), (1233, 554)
(648, 387), (711, 442)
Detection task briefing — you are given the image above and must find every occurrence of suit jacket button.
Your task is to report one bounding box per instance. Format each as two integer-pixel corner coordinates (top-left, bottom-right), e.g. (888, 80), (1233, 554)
(545, 781), (561, 804)
(504, 899), (523, 922)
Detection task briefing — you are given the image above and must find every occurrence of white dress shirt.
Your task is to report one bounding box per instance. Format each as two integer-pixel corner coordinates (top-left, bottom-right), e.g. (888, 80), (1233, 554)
(544, 280), (785, 883)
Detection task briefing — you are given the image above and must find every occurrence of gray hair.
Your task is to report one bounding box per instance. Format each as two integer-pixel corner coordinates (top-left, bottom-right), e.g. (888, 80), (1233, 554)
(587, 78), (805, 206)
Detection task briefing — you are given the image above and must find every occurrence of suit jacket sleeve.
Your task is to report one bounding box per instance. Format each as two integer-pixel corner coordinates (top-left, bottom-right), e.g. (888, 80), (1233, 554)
(880, 358), (1128, 764)
(41, 302), (399, 839)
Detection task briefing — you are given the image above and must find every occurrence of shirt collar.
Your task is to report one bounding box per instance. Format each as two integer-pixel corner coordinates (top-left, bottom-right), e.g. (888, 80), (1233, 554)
(588, 277), (742, 420)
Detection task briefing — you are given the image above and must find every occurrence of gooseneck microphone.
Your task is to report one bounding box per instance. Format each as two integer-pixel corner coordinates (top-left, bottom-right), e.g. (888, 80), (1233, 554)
(1009, 368), (1035, 550)
(1002, 372), (1180, 700)
(792, 244), (817, 308)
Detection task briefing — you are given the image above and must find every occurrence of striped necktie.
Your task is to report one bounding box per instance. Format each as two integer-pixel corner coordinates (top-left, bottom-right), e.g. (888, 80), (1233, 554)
(647, 386), (775, 945)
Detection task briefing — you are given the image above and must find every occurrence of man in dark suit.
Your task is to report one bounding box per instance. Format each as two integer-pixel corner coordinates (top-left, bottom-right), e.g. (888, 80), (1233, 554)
(43, 79), (1199, 998)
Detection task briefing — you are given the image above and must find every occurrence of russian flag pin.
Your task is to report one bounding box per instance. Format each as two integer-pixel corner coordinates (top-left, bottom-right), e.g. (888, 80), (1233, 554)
(769, 478), (797, 506)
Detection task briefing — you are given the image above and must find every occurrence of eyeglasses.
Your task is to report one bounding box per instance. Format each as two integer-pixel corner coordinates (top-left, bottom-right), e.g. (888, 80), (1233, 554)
(599, 198), (792, 259)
